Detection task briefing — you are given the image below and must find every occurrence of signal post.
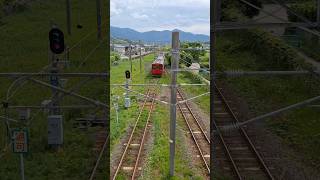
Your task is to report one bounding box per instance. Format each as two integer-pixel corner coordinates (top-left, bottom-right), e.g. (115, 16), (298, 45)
(48, 26), (65, 149)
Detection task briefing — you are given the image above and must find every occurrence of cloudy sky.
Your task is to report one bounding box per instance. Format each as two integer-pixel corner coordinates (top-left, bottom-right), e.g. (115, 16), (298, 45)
(111, 0), (210, 35)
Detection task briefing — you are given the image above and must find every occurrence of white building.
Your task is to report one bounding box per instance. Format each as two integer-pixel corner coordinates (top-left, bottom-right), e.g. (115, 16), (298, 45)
(113, 44), (126, 55)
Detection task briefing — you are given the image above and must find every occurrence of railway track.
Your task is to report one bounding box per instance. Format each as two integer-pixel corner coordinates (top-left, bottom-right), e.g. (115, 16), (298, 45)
(89, 129), (109, 180)
(213, 82), (274, 180)
(112, 89), (157, 180)
(176, 88), (210, 177)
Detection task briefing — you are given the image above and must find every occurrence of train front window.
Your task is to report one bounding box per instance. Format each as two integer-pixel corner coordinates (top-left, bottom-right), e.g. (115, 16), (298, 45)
(153, 65), (160, 70)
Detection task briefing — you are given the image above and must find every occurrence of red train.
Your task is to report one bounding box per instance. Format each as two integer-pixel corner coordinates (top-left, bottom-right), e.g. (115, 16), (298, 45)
(151, 54), (165, 76)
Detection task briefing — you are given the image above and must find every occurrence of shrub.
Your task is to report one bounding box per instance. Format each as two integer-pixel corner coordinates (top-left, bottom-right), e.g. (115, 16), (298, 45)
(288, 2), (317, 22)
(240, 29), (313, 70)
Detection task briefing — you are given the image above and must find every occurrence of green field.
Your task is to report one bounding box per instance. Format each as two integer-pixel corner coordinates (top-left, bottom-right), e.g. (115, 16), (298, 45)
(0, 0), (108, 179)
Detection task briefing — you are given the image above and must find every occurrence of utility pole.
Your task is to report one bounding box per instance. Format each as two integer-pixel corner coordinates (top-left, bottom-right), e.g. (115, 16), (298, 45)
(139, 40), (142, 73)
(153, 43), (156, 59)
(66, 0), (71, 35)
(211, 0), (219, 176)
(96, 0), (102, 40)
(169, 32), (179, 176)
(129, 43), (132, 77)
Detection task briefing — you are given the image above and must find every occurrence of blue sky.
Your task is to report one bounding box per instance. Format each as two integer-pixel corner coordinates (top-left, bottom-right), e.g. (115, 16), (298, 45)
(111, 0), (210, 35)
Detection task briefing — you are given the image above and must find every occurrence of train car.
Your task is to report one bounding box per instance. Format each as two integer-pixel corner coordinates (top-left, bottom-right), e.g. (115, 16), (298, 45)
(151, 54), (165, 76)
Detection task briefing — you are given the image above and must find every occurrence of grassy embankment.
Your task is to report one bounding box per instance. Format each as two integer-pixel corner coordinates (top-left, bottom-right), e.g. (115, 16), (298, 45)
(216, 30), (320, 170)
(0, 0), (108, 179)
(110, 54), (203, 179)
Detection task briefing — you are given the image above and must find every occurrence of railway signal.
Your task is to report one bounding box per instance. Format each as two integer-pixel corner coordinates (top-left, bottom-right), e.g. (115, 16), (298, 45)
(125, 70), (130, 79)
(125, 70), (131, 108)
(49, 27), (65, 54)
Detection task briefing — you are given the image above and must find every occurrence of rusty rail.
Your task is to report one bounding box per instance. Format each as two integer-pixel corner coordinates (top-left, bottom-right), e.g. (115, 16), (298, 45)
(214, 82), (274, 180)
(112, 90), (150, 180)
(176, 88), (210, 175)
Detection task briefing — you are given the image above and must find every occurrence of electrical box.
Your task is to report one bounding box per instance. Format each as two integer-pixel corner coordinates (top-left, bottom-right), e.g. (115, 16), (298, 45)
(48, 115), (63, 145)
(42, 100), (52, 113)
(60, 79), (68, 88)
(125, 97), (131, 108)
(18, 108), (30, 121)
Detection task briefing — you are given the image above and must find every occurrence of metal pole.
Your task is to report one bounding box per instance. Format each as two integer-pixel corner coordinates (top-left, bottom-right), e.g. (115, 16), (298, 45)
(153, 43), (156, 59)
(4, 104), (10, 145)
(169, 32), (179, 176)
(318, 0), (320, 27)
(96, 0), (102, 40)
(139, 40), (142, 73)
(50, 53), (60, 115)
(216, 0), (221, 24)
(211, 0), (219, 177)
(129, 43), (132, 77)
(66, 0), (71, 35)
(125, 79), (129, 99)
(20, 154), (25, 180)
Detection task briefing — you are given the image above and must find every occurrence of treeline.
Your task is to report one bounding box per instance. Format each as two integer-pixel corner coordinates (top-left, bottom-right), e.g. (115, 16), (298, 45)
(221, 0), (262, 21)
(238, 29), (313, 70)
(220, 0), (314, 71)
(288, 1), (317, 22)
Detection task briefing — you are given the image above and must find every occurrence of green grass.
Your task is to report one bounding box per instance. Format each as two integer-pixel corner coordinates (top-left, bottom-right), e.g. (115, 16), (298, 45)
(110, 54), (158, 148)
(216, 32), (320, 170)
(0, 0), (108, 179)
(178, 71), (210, 114)
(141, 104), (203, 180)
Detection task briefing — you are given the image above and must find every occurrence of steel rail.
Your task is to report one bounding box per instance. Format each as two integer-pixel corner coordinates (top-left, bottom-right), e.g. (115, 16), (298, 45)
(89, 133), (109, 180)
(214, 82), (274, 180)
(177, 89), (210, 143)
(112, 90), (150, 180)
(131, 93), (156, 179)
(211, 108), (242, 179)
(176, 91), (210, 174)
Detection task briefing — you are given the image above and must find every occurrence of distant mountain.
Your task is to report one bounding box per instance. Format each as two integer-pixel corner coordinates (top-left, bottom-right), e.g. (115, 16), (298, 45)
(111, 26), (209, 43)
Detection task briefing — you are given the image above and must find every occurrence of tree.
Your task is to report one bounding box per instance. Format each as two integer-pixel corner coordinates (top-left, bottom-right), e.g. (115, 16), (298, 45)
(239, 0), (262, 18)
(180, 42), (205, 66)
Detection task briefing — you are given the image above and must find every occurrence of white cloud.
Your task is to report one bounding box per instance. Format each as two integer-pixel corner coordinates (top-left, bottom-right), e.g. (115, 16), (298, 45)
(110, 1), (122, 16)
(111, 0), (210, 35)
(183, 23), (210, 35)
(131, 12), (149, 20)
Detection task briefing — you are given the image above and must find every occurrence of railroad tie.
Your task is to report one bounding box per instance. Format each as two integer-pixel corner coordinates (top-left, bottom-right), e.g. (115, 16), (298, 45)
(196, 154), (210, 158)
(122, 167), (142, 171)
(123, 143), (140, 147)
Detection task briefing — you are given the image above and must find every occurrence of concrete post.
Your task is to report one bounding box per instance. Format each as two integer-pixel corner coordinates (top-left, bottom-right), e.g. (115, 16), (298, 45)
(169, 32), (179, 176)
(211, 0), (219, 177)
